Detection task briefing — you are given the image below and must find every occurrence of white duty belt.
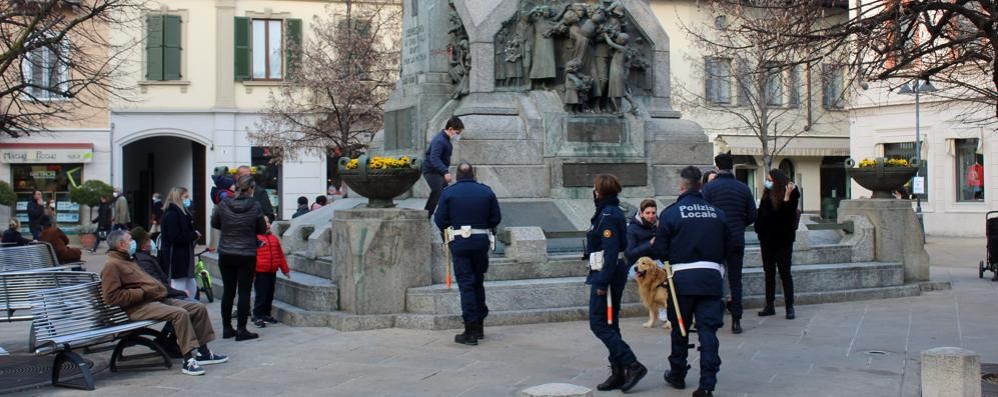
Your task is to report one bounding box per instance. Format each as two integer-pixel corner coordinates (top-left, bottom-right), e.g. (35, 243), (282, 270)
(671, 261), (725, 277)
(444, 226), (496, 251)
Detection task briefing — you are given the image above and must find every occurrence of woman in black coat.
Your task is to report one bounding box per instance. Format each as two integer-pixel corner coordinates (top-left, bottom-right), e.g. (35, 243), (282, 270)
(91, 195), (113, 252)
(754, 169), (801, 320)
(625, 199), (657, 266)
(2, 219), (32, 245)
(159, 187), (200, 299)
(211, 175), (266, 341)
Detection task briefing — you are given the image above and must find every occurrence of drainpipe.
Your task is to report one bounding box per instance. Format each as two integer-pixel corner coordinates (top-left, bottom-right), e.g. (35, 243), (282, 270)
(109, 122), (115, 185)
(805, 64), (813, 131)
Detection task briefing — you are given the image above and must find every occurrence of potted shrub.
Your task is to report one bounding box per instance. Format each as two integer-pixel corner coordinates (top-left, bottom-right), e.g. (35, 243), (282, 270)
(338, 155), (422, 208)
(0, 180), (15, 208)
(845, 157), (920, 198)
(69, 180), (113, 245)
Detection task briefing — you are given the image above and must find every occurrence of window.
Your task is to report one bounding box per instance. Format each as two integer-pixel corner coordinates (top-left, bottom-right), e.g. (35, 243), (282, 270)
(736, 58), (750, 106)
(251, 147), (281, 218)
(11, 164), (83, 228)
(789, 65), (802, 108)
(234, 17), (302, 81)
(885, 142), (928, 200)
(822, 64), (844, 109)
(146, 15), (182, 81)
(956, 138), (984, 202)
(764, 63), (783, 107)
(22, 40), (69, 100)
(704, 57), (731, 104)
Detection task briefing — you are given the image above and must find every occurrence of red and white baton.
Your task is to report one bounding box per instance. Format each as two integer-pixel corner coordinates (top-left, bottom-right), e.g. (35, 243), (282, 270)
(606, 286), (613, 325)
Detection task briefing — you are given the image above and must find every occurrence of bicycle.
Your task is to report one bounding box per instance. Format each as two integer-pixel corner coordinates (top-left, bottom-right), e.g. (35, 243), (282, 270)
(194, 248), (215, 303)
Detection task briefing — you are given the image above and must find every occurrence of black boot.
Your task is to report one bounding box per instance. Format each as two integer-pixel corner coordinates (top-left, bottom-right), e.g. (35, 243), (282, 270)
(731, 319), (743, 334)
(664, 370), (686, 389)
(693, 389), (714, 397)
(222, 325), (236, 339)
(454, 323), (478, 346)
(472, 320), (484, 340)
(596, 364), (625, 391)
(235, 328), (258, 341)
(785, 305), (796, 320)
(620, 361), (647, 392)
(757, 304), (775, 317)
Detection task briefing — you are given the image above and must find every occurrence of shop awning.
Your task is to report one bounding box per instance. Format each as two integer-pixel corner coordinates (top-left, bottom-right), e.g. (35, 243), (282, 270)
(0, 143), (94, 164)
(715, 135), (850, 157)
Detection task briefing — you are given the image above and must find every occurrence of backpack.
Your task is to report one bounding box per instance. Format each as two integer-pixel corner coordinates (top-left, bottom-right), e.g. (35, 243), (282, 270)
(210, 187), (232, 205)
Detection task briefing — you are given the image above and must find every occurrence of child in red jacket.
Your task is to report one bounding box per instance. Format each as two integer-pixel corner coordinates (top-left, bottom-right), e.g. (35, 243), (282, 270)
(253, 217), (290, 326)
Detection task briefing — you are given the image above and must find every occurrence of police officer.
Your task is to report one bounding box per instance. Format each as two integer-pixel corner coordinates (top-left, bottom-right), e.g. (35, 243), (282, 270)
(433, 162), (501, 346)
(653, 166), (732, 397)
(423, 116), (464, 218)
(586, 174), (647, 392)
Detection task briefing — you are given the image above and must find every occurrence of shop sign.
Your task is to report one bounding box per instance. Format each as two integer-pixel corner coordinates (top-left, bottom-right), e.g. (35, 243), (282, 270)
(0, 148), (93, 163)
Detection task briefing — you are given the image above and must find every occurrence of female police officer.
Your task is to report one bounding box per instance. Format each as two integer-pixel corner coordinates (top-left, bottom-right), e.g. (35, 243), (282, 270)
(586, 174), (647, 392)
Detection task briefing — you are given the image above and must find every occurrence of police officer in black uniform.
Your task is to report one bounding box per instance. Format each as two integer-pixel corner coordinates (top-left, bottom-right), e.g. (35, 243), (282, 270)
(433, 162), (501, 346)
(653, 166), (732, 397)
(586, 174), (647, 392)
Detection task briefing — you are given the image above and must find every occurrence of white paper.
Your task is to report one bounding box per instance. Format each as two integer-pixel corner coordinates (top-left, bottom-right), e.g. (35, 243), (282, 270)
(913, 176), (925, 194)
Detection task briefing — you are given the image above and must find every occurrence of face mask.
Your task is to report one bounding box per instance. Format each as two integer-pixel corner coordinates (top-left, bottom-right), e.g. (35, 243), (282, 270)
(764, 180), (774, 190)
(183, 198), (192, 208)
(452, 134), (462, 142)
(128, 240), (137, 256)
(149, 240), (157, 252)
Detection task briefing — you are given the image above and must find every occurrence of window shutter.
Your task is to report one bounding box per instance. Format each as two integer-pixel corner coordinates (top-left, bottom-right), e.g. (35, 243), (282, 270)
(163, 15), (182, 80)
(737, 59), (750, 106)
(146, 15), (164, 81)
(285, 18), (302, 79)
(704, 58), (715, 103)
(234, 16), (251, 81)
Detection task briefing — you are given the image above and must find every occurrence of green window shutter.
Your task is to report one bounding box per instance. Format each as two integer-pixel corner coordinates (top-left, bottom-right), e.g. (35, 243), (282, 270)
(163, 15), (182, 80)
(146, 15), (164, 81)
(234, 16), (251, 81)
(285, 18), (302, 79)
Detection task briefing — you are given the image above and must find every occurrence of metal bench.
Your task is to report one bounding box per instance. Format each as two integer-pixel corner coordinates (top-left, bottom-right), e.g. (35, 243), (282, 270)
(1, 271), (100, 323)
(0, 242), (84, 273)
(31, 281), (172, 390)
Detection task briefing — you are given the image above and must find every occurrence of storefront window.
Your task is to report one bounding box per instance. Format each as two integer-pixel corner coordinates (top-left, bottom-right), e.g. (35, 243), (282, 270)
(11, 164), (83, 230)
(884, 142), (928, 200)
(956, 139), (984, 202)
(251, 147), (281, 218)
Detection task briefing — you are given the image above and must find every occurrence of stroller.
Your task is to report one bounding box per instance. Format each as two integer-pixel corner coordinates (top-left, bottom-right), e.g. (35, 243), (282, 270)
(981, 211), (998, 281)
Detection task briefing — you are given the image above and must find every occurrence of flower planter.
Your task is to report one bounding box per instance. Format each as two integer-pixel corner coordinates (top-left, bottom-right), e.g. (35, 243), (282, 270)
(338, 155), (423, 208)
(846, 157), (919, 199)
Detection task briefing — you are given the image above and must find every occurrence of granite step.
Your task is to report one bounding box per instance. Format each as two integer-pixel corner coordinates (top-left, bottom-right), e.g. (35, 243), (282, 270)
(407, 262), (905, 315)
(431, 254), (589, 283)
(286, 253), (335, 279)
(204, 253), (339, 312)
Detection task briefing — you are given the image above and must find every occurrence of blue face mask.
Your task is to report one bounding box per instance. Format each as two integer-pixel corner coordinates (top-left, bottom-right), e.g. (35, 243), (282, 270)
(128, 240), (137, 256)
(764, 180), (774, 190)
(183, 198), (192, 208)
(149, 240), (157, 252)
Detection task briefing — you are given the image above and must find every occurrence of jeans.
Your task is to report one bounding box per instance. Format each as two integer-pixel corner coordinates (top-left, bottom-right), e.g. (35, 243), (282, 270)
(219, 254), (256, 330)
(423, 173), (446, 218)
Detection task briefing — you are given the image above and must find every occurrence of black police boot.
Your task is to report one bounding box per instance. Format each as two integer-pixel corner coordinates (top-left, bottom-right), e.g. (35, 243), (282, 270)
(454, 323), (478, 346)
(692, 389), (714, 397)
(619, 361), (647, 392)
(472, 320), (484, 340)
(596, 364), (625, 391)
(757, 304), (775, 317)
(731, 319), (743, 334)
(785, 305), (796, 320)
(664, 370), (686, 390)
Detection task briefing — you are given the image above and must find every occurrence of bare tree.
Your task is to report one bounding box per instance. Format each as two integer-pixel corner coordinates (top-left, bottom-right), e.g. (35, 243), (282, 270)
(0, 0), (143, 138)
(673, 1), (852, 170)
(738, 0), (998, 124)
(250, 1), (402, 162)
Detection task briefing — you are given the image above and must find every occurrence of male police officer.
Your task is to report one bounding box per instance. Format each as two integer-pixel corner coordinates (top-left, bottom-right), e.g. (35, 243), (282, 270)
(653, 166), (732, 397)
(423, 117), (464, 218)
(434, 162), (501, 346)
(701, 152), (757, 334)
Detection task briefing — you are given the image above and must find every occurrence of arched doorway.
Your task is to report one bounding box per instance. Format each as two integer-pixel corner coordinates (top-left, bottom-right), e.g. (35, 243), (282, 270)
(122, 136), (206, 243)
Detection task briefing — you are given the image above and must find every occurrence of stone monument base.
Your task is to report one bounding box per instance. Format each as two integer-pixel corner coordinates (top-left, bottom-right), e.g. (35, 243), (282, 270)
(837, 199), (930, 282)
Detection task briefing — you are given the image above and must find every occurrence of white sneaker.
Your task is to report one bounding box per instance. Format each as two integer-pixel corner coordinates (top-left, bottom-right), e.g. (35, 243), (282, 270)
(182, 357), (205, 376)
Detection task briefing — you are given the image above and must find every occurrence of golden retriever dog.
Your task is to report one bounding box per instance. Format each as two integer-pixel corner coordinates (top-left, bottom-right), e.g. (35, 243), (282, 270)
(633, 257), (672, 329)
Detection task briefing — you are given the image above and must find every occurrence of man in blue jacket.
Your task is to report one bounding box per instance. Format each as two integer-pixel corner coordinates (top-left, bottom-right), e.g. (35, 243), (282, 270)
(423, 116), (464, 218)
(653, 166), (732, 397)
(434, 162), (501, 346)
(701, 152), (757, 334)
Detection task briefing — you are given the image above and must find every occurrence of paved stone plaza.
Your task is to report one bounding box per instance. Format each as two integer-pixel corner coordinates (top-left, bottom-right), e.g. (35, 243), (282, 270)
(2, 236), (996, 396)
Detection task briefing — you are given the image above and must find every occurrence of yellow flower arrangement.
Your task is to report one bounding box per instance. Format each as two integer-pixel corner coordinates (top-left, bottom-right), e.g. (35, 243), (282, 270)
(226, 166), (258, 174)
(857, 158), (911, 168)
(344, 156), (414, 170)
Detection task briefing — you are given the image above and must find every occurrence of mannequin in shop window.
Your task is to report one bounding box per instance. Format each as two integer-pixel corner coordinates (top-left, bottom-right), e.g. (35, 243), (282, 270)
(967, 161), (984, 200)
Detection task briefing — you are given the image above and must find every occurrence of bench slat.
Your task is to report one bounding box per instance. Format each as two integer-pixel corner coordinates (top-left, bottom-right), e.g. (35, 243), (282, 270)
(30, 281), (157, 353)
(1, 271), (99, 321)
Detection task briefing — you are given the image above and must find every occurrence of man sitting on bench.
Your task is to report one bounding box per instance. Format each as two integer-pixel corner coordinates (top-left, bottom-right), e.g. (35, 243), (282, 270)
(100, 230), (227, 376)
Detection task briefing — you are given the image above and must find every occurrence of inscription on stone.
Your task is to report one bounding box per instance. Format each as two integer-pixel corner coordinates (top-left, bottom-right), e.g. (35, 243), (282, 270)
(384, 107), (416, 150)
(401, 22), (427, 86)
(566, 117), (625, 143)
(563, 163), (647, 187)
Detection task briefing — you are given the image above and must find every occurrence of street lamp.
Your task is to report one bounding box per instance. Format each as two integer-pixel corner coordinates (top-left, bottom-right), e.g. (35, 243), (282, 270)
(898, 78), (936, 233)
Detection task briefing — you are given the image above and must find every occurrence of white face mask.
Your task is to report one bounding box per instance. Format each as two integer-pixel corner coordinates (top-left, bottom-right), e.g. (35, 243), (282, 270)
(764, 180), (774, 190)
(452, 134), (461, 142)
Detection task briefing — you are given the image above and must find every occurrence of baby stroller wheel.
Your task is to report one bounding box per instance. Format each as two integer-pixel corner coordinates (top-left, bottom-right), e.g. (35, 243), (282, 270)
(981, 260), (986, 279)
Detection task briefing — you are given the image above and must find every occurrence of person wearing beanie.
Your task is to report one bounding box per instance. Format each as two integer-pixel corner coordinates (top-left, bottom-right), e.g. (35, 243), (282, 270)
(292, 196), (309, 219)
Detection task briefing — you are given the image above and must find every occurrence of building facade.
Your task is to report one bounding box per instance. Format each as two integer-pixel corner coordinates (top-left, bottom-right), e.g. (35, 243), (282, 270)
(649, 0), (852, 212)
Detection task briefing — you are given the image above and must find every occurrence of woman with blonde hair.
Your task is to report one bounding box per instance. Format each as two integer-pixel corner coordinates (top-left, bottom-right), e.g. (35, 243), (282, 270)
(160, 187), (201, 299)
(2, 218), (32, 246)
